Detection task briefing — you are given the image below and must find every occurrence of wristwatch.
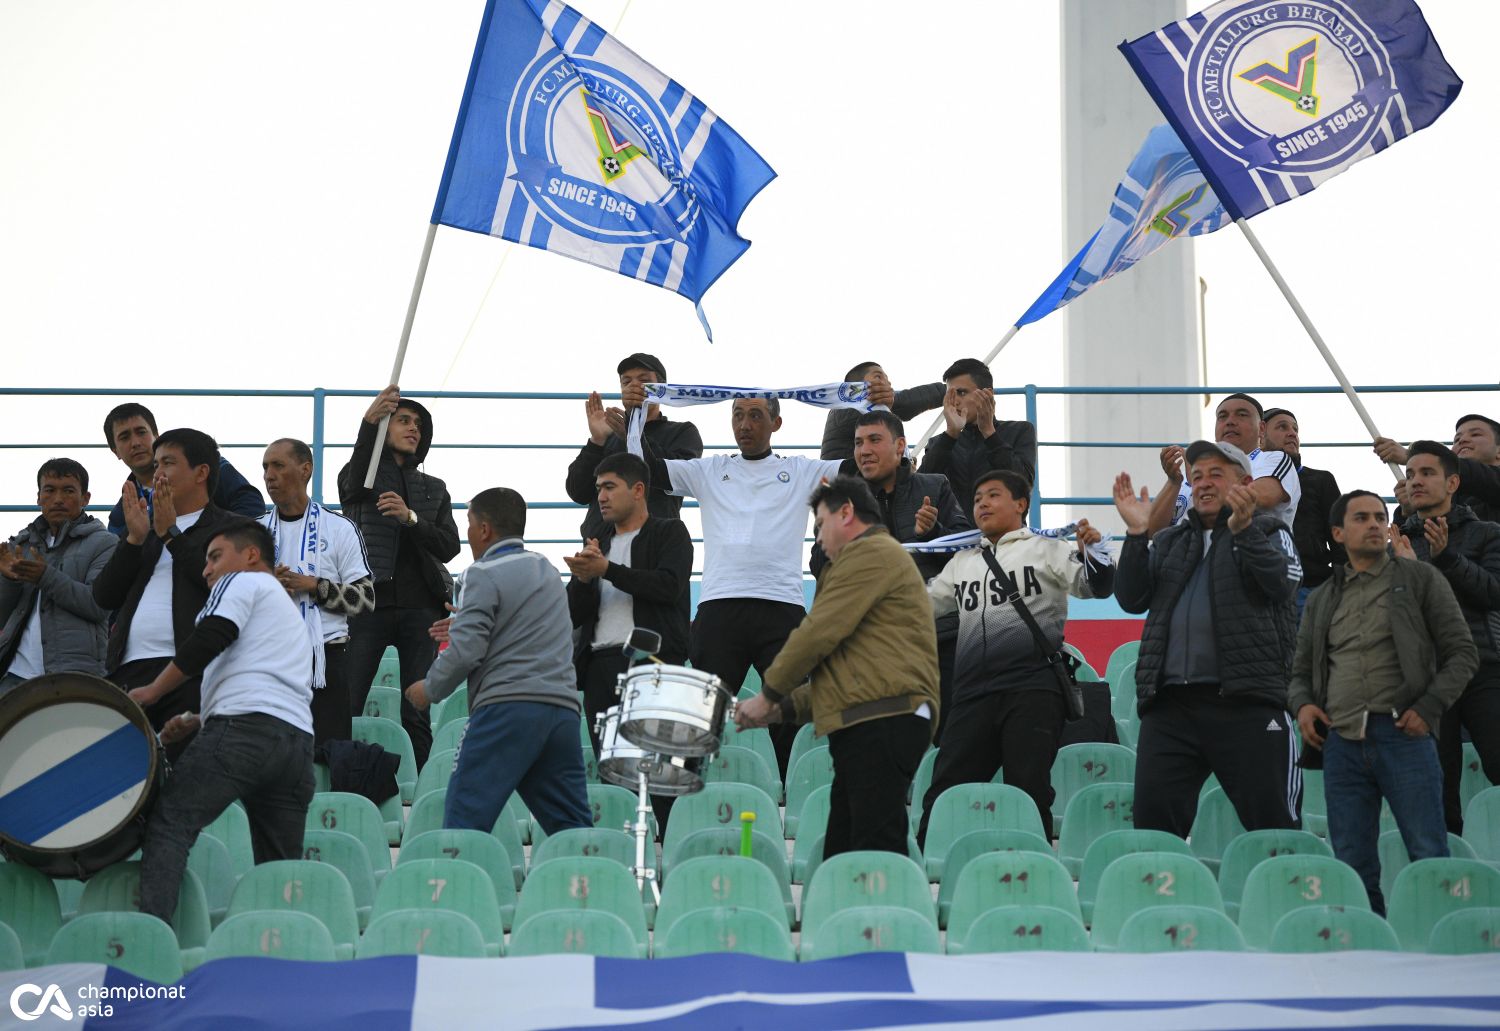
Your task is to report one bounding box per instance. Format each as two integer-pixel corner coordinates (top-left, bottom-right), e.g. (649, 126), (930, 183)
(158, 525), (182, 543)
(405, 510), (419, 527)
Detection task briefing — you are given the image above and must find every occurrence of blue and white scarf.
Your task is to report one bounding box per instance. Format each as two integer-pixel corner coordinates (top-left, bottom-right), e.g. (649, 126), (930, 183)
(625, 381), (877, 456)
(903, 522), (1115, 567)
(265, 501), (327, 690)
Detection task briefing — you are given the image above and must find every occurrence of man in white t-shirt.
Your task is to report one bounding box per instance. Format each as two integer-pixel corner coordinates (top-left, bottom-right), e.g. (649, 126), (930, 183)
(633, 394), (842, 776)
(130, 519), (315, 923)
(261, 438), (374, 745)
(1147, 393), (1301, 536)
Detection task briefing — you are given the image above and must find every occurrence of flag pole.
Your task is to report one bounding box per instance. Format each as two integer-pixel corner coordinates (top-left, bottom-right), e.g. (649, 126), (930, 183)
(1234, 218), (1402, 481)
(363, 222), (440, 489)
(911, 323), (1022, 456)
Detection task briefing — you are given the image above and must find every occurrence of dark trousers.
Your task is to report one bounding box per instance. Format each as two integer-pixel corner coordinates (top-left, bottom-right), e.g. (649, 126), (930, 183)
(108, 657), (201, 764)
(826, 715), (930, 858)
(445, 700), (592, 837)
(139, 713), (314, 920)
(580, 649), (631, 758)
(313, 641), (352, 746)
(345, 606), (438, 769)
(934, 635), (956, 747)
(917, 685), (1066, 846)
(1438, 678), (1500, 834)
(690, 598), (806, 778)
(1133, 686), (1302, 837)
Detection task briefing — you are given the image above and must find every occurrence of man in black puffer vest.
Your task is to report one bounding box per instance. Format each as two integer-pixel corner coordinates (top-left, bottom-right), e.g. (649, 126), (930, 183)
(1114, 440), (1304, 838)
(339, 385), (460, 768)
(1395, 440), (1500, 834)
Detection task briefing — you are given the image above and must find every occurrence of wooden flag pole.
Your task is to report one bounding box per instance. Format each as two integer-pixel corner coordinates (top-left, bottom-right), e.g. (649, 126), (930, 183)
(363, 222), (440, 489)
(911, 323), (1022, 456)
(1235, 218), (1403, 481)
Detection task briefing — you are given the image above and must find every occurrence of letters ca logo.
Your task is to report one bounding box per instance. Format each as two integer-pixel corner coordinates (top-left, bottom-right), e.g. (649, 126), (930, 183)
(10, 983), (74, 1022)
(582, 89), (644, 183)
(1149, 182), (1212, 238)
(1185, 0), (1390, 173)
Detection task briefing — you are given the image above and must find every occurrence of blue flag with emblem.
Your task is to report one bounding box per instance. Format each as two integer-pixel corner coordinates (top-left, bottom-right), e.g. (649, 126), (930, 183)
(1016, 123), (1229, 327)
(431, 0), (775, 336)
(1119, 0), (1461, 222)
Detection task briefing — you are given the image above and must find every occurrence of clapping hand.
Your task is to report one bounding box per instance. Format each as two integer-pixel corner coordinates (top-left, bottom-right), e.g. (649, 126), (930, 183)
(121, 480), (151, 544)
(563, 538), (608, 582)
(274, 564), (317, 595)
(1389, 522), (1417, 560)
(1159, 446), (1185, 482)
(941, 391), (966, 437)
(11, 545), (45, 584)
(1225, 484), (1257, 534)
(585, 392), (613, 444)
(971, 388), (997, 438)
(151, 474), (177, 539)
(1424, 516), (1449, 558)
(1113, 473), (1153, 536)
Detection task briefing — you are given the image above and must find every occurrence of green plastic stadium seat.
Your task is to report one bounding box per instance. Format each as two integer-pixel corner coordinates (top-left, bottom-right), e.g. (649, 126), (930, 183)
(922, 783), (1048, 881)
(1387, 858), (1500, 951)
(1268, 905), (1400, 953)
(77, 861), (211, 968)
(531, 827), (635, 870)
(373, 858), (507, 953)
(1238, 854), (1372, 951)
(936, 829), (1053, 928)
(1090, 852), (1223, 951)
(313, 763), (332, 794)
(305, 791), (395, 880)
(1459, 743), (1496, 816)
(413, 747), (458, 801)
(224, 860), (359, 960)
(587, 783), (658, 839)
(205, 910), (336, 962)
(0, 922), (23, 972)
(1116, 904), (1246, 952)
(1078, 829), (1195, 925)
(784, 746), (835, 839)
(404, 789), (528, 888)
(1058, 782), (1138, 878)
(702, 746), (783, 807)
(786, 723), (821, 781)
(432, 717), (468, 757)
(508, 910), (639, 959)
(301, 829), (377, 930)
(792, 786), (832, 883)
(1188, 787), (1246, 875)
(46, 912), (183, 983)
(798, 833), (924, 893)
(1377, 830), (1476, 904)
(1301, 770), (1328, 837)
(1051, 742), (1136, 831)
(654, 856), (790, 941)
(372, 650), (401, 689)
(1103, 640), (1140, 690)
(719, 723), (782, 788)
(661, 783), (781, 861)
(949, 905), (1091, 955)
(666, 827), (793, 926)
(513, 857), (649, 958)
(400, 827), (522, 905)
(404, 791), (447, 842)
(656, 906), (796, 960)
(944, 850), (1080, 950)
(506, 793), (535, 844)
(1110, 661), (1138, 722)
(1115, 718), (1138, 750)
(363, 684), (401, 722)
(801, 905), (941, 960)
(202, 802), (255, 879)
(352, 716), (418, 803)
(1426, 907), (1500, 955)
(1217, 829), (1332, 919)
(357, 909), (487, 958)
(1463, 785), (1500, 862)
(431, 685), (468, 730)
(0, 863), (62, 966)
(908, 747), (938, 814)
(801, 851), (934, 948)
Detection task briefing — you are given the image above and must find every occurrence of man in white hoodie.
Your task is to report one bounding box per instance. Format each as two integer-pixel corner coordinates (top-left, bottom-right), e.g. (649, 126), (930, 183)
(918, 470), (1114, 844)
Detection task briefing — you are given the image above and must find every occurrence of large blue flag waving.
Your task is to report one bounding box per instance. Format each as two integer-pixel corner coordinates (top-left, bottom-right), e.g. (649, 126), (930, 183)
(1119, 0), (1461, 221)
(1016, 124), (1229, 327)
(432, 0), (775, 327)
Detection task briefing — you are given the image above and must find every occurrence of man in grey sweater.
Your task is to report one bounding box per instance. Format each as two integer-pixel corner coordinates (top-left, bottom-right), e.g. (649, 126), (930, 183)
(406, 487), (590, 835)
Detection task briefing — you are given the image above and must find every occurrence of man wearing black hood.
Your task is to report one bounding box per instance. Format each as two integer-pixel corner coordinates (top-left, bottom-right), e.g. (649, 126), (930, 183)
(338, 385), (461, 767)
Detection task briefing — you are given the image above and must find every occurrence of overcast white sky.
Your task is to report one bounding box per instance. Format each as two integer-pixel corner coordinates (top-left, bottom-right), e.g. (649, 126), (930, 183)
(1, 1), (1495, 570)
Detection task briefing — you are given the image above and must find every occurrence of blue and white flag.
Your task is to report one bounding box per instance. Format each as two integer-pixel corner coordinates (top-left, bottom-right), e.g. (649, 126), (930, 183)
(1016, 124), (1229, 327)
(431, 0), (775, 334)
(1120, 0), (1461, 221)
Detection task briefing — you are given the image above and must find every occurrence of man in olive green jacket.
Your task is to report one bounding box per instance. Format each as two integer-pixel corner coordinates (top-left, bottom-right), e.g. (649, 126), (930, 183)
(736, 476), (939, 858)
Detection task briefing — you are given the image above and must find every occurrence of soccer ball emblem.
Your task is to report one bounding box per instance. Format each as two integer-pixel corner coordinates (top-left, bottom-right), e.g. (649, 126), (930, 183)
(602, 156), (622, 175)
(1297, 94), (1316, 112)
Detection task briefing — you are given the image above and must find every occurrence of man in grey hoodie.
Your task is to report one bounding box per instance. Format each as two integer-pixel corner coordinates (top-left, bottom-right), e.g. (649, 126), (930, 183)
(406, 488), (591, 836)
(0, 458), (117, 694)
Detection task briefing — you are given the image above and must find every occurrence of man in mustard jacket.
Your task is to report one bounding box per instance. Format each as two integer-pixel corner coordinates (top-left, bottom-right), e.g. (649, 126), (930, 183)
(735, 475), (939, 858)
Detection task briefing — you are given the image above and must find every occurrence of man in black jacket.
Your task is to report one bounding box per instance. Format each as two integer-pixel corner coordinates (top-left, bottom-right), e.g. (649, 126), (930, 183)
(564, 452), (692, 757)
(1394, 440), (1500, 834)
(338, 386), (461, 768)
(819, 361), (944, 461)
(565, 353), (703, 541)
(93, 428), (238, 756)
(1376, 414), (1500, 524)
(918, 357), (1037, 504)
(1263, 408), (1343, 616)
(1114, 440), (1304, 837)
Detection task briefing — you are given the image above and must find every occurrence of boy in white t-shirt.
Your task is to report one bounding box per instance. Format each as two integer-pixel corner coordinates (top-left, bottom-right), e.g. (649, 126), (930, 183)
(130, 519), (315, 924)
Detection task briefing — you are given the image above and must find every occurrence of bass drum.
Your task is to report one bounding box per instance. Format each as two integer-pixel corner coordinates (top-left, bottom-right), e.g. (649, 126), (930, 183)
(0, 673), (161, 878)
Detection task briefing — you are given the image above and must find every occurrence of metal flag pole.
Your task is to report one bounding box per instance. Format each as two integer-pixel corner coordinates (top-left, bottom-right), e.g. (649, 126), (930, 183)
(1235, 218), (1402, 481)
(363, 222), (440, 489)
(911, 323), (1022, 457)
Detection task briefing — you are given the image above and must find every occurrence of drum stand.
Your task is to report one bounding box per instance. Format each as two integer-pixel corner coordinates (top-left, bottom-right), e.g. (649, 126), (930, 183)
(631, 769), (661, 905)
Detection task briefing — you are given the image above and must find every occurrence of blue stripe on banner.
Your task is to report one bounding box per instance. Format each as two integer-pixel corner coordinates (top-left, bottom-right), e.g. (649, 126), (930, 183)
(1261, 172), (1290, 207)
(501, 189), (530, 243)
(1186, 11), (1207, 30)
(0, 724), (148, 844)
(593, 953), (914, 1010)
(618, 246), (645, 278)
(574, 21), (606, 56)
(660, 79), (685, 113)
(674, 98), (706, 149)
(529, 217), (551, 250)
(1290, 174), (1315, 196)
(1160, 19), (1194, 60)
(646, 244), (672, 285)
(1387, 108), (1409, 145)
(551, 5), (582, 49)
(1114, 185), (1142, 210)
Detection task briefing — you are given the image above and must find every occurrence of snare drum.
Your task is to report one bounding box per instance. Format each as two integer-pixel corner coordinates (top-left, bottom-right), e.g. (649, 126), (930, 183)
(595, 707), (703, 796)
(615, 664), (732, 757)
(0, 673), (161, 878)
